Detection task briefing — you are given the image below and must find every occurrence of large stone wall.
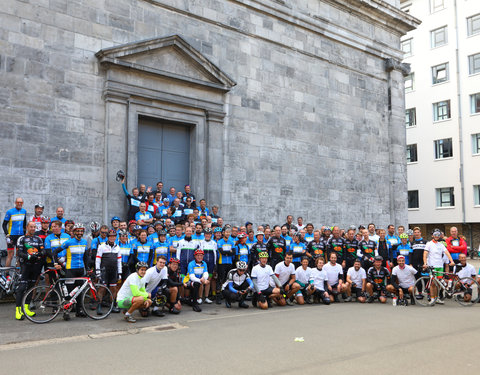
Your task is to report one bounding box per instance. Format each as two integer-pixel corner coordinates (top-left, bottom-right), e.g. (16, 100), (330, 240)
(0, 0), (418, 234)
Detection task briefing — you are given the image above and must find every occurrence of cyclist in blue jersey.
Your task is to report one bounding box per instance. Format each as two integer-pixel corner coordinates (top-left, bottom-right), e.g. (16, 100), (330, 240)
(121, 176), (144, 221)
(135, 203), (154, 229)
(169, 224), (185, 256)
(215, 228), (235, 304)
(192, 223), (205, 247)
(53, 223), (89, 318)
(176, 227), (199, 281)
(117, 230), (133, 280)
(187, 249), (209, 312)
(90, 225), (109, 264)
(200, 228), (217, 303)
(3, 197), (27, 269)
(386, 224), (400, 262)
(281, 225), (293, 249)
(153, 230), (170, 263)
(289, 232), (307, 268)
(304, 223), (315, 243)
(50, 207), (67, 230)
(158, 198), (170, 218)
(148, 221), (164, 244)
(182, 196), (196, 216)
(235, 232), (249, 263)
(44, 220), (70, 270)
(131, 230), (154, 267)
(397, 233), (412, 264)
(213, 227), (223, 242)
(246, 230), (256, 250)
(197, 199), (210, 217)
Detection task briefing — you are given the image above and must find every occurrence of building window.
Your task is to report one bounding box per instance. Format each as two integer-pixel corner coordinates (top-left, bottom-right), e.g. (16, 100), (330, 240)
(432, 62), (449, 84)
(471, 93), (480, 114)
(401, 38), (413, 57)
(431, 26), (447, 48)
(405, 73), (414, 92)
(468, 53), (480, 75)
(474, 185), (480, 206)
(467, 14), (480, 36)
(408, 190), (419, 209)
(436, 187), (454, 207)
(433, 100), (451, 121)
(406, 108), (416, 127)
(434, 138), (453, 159)
(430, 0), (445, 13)
(407, 144), (418, 163)
(472, 133), (480, 155)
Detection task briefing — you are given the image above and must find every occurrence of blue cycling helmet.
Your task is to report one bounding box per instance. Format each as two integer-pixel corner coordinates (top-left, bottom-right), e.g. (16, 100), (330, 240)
(111, 216), (121, 223)
(214, 227), (222, 233)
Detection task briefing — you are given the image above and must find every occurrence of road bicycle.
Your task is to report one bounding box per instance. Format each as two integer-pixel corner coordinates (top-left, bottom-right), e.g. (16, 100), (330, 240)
(22, 268), (114, 323)
(0, 266), (21, 300)
(413, 266), (480, 307)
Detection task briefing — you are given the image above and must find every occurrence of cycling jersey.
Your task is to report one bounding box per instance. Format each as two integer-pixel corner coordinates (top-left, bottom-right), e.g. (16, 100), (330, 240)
(304, 233), (314, 244)
(144, 266), (168, 294)
(169, 235), (184, 253)
(251, 263), (274, 290)
(249, 241), (267, 268)
(96, 242), (121, 271)
(132, 240), (154, 266)
(57, 237), (88, 270)
(266, 236), (286, 265)
(153, 241), (170, 263)
(148, 233), (159, 244)
(217, 238), (235, 265)
(116, 241), (133, 264)
(135, 211), (153, 229)
(327, 237), (346, 263)
(282, 235), (293, 249)
(396, 243), (412, 264)
(197, 207), (209, 217)
(91, 236), (107, 251)
(3, 207), (27, 236)
(50, 216), (66, 229)
(377, 240), (392, 263)
(200, 239), (217, 274)
(411, 238), (427, 268)
(176, 238), (200, 275)
(235, 243), (250, 263)
(146, 202), (157, 216)
(358, 240), (377, 262)
(306, 240), (326, 260)
(187, 260), (208, 282)
(386, 234), (400, 255)
(29, 215), (43, 232)
(344, 238), (359, 264)
(246, 238), (256, 250)
(192, 233), (205, 248)
(455, 263), (476, 279)
(44, 232), (70, 265)
(17, 235), (45, 264)
(158, 205), (169, 217)
(222, 269), (253, 292)
(122, 183), (144, 221)
(289, 241), (306, 263)
(367, 266), (390, 287)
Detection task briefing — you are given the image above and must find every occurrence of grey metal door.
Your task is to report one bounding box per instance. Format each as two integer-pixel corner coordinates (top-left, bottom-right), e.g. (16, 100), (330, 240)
(137, 117), (190, 192)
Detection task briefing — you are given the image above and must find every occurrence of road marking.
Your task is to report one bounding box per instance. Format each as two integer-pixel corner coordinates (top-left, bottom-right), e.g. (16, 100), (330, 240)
(0, 322), (186, 352)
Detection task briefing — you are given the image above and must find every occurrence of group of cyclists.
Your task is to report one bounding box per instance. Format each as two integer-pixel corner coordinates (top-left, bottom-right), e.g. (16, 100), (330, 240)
(2, 182), (478, 323)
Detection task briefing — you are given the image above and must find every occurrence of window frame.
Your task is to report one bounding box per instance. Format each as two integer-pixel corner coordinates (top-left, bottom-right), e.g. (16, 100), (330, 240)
(430, 0), (445, 14)
(471, 93), (480, 114)
(468, 53), (480, 75)
(472, 133), (480, 155)
(434, 138), (453, 159)
(405, 73), (414, 92)
(401, 38), (413, 57)
(431, 26), (448, 48)
(405, 107), (416, 127)
(433, 100), (451, 122)
(408, 190), (419, 209)
(467, 14), (480, 37)
(431, 62), (449, 84)
(474, 185), (480, 206)
(406, 144), (418, 163)
(436, 187), (455, 208)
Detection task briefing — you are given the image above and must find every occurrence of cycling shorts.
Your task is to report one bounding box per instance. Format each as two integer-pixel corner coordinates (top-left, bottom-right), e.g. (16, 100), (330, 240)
(102, 267), (118, 287)
(117, 297), (133, 309)
(261, 287), (274, 296)
(7, 235), (21, 250)
(352, 287), (365, 298)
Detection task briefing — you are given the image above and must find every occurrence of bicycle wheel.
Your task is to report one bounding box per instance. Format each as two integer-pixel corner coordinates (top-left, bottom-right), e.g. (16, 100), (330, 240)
(413, 277), (438, 306)
(452, 277), (480, 306)
(81, 284), (113, 320)
(22, 286), (61, 324)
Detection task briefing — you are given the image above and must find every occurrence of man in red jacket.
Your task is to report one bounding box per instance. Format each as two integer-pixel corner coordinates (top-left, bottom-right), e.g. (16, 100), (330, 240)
(446, 227), (467, 261)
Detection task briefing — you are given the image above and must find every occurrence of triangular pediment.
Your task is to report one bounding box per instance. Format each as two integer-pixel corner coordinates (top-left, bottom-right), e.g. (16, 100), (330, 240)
(96, 35), (236, 91)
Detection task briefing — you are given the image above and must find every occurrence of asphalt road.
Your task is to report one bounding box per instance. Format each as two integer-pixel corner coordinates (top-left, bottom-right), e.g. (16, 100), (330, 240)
(1, 298), (479, 375)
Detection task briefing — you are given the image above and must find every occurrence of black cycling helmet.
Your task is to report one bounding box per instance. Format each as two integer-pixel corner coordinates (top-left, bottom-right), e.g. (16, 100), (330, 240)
(374, 255), (383, 262)
(158, 230), (167, 236)
(204, 228), (212, 234)
(136, 261), (148, 270)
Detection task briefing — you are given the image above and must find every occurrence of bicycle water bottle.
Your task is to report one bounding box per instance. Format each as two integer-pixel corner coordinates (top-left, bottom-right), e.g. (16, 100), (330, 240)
(69, 286), (80, 297)
(447, 280), (452, 289)
(392, 297), (397, 306)
(61, 284), (68, 297)
(5, 276), (11, 289)
(0, 276), (6, 288)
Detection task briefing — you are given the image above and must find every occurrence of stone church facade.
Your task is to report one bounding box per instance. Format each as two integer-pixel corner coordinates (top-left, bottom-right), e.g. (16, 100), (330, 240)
(0, 0), (419, 228)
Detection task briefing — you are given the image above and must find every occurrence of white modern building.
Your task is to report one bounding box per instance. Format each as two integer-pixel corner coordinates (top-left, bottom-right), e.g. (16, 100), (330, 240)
(401, 0), (480, 251)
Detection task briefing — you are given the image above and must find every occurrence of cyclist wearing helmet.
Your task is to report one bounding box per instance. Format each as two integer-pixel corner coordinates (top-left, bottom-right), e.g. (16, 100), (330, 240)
(213, 226), (223, 242)
(15, 222), (45, 320)
(111, 216), (121, 232)
(148, 221), (164, 244)
(396, 234), (412, 264)
(289, 232), (307, 268)
(96, 229), (122, 313)
(53, 223), (89, 317)
(215, 227), (235, 304)
(221, 261), (253, 308)
(117, 262), (152, 323)
(251, 252), (284, 309)
(249, 231), (267, 269)
(235, 232), (249, 263)
(366, 256), (391, 303)
(116, 229), (133, 280)
(187, 249), (209, 312)
(34, 216), (51, 242)
(29, 202), (44, 232)
(90, 225), (109, 259)
(200, 228), (217, 304)
(153, 230), (170, 263)
(64, 220), (75, 237)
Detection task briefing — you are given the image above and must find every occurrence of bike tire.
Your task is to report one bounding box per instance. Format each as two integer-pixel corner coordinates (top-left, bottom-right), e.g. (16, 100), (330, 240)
(22, 286), (61, 324)
(81, 284), (113, 320)
(413, 277), (438, 306)
(452, 277), (480, 307)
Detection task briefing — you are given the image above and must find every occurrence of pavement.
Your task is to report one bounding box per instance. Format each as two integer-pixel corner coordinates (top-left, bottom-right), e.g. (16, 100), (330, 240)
(1, 294), (480, 374)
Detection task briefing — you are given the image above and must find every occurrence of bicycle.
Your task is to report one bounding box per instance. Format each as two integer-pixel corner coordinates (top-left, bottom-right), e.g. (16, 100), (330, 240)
(21, 268), (114, 323)
(0, 266), (21, 300)
(413, 266), (480, 307)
